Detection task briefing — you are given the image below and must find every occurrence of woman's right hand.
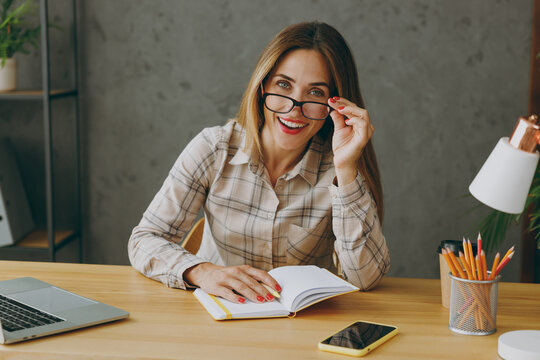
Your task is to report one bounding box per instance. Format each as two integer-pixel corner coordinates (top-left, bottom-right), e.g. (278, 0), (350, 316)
(183, 263), (282, 304)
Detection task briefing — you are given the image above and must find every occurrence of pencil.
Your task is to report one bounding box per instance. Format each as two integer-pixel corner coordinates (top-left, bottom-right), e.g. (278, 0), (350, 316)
(468, 240), (478, 280)
(476, 233), (482, 262)
(489, 253), (500, 280)
(493, 251), (514, 278)
(481, 250), (487, 281)
(447, 248), (466, 279)
(442, 248), (458, 277)
(261, 283), (281, 299)
(475, 255), (483, 281)
(462, 237), (471, 269)
(501, 245), (515, 263)
(459, 251), (473, 280)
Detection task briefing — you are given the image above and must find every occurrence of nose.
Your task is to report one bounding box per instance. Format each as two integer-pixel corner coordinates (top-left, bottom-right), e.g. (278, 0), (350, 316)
(288, 93), (306, 118)
(287, 103), (303, 118)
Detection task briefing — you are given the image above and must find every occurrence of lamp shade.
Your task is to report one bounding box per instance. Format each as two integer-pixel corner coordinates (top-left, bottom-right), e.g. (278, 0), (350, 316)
(469, 137), (539, 214)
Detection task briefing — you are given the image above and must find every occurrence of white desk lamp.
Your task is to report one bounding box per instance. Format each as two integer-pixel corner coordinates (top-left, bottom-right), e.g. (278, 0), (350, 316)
(469, 115), (540, 359)
(469, 115), (539, 214)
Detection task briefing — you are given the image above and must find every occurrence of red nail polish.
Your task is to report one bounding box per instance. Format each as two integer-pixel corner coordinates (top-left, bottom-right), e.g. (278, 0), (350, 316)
(333, 96), (340, 100)
(257, 296), (265, 302)
(275, 285), (282, 292)
(338, 106), (345, 110)
(329, 98), (336, 103)
(266, 294), (274, 301)
(238, 297), (245, 303)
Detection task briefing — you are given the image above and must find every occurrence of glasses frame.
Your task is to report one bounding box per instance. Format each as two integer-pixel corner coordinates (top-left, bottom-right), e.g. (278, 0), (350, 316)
(261, 92), (332, 121)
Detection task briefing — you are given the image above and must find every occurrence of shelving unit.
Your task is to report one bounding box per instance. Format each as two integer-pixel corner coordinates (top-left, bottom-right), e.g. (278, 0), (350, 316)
(0, 0), (81, 262)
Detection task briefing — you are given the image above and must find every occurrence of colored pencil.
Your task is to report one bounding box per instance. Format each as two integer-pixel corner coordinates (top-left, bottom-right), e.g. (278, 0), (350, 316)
(481, 250), (487, 281)
(459, 251), (473, 280)
(476, 233), (482, 261)
(501, 245), (515, 263)
(489, 253), (500, 280)
(493, 251), (514, 278)
(442, 248), (458, 277)
(475, 255), (483, 281)
(446, 248), (466, 279)
(261, 283), (281, 299)
(468, 239), (477, 280)
(462, 237), (470, 266)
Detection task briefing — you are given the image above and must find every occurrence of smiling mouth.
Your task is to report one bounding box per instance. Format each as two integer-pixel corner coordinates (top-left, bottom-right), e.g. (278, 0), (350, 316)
(278, 117), (308, 129)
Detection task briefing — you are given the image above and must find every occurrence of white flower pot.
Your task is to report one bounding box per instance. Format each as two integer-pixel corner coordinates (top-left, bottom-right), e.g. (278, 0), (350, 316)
(0, 58), (17, 91)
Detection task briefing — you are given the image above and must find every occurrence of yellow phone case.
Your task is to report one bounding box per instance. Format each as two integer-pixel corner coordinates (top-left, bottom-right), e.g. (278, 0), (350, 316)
(318, 321), (398, 357)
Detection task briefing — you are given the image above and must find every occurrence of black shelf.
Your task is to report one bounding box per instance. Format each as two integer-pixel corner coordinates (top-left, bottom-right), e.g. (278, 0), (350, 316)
(0, 0), (81, 262)
(0, 89), (78, 100)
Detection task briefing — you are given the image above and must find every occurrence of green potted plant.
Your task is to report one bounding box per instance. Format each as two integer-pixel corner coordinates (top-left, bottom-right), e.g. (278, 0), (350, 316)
(0, 0), (40, 91)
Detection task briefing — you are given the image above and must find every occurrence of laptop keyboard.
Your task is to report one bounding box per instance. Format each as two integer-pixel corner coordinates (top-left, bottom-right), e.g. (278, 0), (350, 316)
(0, 294), (64, 332)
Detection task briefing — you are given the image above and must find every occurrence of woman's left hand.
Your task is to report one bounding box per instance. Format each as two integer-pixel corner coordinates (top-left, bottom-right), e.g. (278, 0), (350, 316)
(328, 97), (374, 186)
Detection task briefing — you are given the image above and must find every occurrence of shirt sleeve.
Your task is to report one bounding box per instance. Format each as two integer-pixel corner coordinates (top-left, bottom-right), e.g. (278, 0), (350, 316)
(128, 128), (220, 290)
(328, 172), (390, 290)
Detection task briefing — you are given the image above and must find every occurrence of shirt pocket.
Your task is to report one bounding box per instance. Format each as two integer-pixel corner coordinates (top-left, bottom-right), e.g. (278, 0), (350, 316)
(287, 218), (334, 269)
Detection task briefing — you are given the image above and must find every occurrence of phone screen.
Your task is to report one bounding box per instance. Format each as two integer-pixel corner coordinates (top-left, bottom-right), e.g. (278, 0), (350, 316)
(320, 321), (396, 350)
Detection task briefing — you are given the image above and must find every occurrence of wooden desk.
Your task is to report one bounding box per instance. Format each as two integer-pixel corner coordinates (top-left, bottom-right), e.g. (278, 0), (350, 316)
(0, 261), (538, 359)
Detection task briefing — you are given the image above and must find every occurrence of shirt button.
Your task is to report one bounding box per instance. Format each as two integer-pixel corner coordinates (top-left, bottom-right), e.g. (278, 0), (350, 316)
(267, 213), (274, 219)
(332, 194), (338, 199)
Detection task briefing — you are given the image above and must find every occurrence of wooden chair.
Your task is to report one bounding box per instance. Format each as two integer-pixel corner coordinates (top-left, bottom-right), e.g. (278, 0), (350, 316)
(181, 217), (204, 254)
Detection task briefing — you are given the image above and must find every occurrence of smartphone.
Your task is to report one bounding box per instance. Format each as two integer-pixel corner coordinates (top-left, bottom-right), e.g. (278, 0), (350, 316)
(318, 321), (398, 357)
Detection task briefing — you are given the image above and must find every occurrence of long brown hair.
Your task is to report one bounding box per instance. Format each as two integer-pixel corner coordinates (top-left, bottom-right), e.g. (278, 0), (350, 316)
(236, 22), (384, 222)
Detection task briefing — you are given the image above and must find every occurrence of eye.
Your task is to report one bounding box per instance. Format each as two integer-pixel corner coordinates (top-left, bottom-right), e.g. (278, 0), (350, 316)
(276, 80), (291, 90)
(309, 88), (325, 97)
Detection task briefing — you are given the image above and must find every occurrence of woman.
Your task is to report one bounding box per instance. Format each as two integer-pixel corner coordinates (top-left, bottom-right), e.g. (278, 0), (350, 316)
(128, 21), (389, 305)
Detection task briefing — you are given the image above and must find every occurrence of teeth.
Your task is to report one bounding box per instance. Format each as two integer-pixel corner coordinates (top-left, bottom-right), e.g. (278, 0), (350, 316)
(279, 117), (308, 129)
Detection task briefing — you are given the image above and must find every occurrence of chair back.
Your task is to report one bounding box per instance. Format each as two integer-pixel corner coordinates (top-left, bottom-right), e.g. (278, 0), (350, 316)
(181, 218), (204, 254)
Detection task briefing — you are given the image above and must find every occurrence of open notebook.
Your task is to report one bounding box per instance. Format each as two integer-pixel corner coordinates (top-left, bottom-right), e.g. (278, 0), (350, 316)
(193, 265), (359, 320)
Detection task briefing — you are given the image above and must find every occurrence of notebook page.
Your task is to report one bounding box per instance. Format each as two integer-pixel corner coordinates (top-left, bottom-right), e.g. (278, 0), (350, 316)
(268, 265), (356, 311)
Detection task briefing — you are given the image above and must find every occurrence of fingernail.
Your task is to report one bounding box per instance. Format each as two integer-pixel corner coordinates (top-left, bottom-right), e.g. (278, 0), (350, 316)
(238, 297), (245, 303)
(275, 284), (282, 292)
(329, 98), (336, 103)
(266, 294), (274, 301)
(333, 96), (340, 100)
(338, 106), (345, 110)
(257, 296), (265, 302)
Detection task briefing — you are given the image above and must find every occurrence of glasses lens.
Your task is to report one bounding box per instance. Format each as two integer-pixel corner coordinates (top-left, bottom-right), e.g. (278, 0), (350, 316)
(303, 102), (330, 120)
(265, 94), (293, 113)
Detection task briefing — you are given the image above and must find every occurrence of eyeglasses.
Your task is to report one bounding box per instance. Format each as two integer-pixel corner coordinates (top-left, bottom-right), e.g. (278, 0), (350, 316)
(262, 93), (332, 121)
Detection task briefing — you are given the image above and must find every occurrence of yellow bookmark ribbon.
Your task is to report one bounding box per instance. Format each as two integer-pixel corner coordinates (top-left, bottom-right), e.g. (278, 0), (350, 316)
(209, 295), (232, 320)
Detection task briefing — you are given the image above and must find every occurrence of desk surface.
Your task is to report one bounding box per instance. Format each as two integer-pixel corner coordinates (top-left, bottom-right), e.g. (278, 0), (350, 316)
(0, 261), (538, 359)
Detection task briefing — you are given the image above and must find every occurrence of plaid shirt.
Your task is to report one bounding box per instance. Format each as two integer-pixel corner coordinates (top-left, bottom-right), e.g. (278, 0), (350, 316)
(128, 120), (389, 290)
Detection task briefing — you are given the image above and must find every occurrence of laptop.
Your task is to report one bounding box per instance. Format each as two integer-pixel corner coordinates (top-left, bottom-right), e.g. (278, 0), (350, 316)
(0, 277), (129, 344)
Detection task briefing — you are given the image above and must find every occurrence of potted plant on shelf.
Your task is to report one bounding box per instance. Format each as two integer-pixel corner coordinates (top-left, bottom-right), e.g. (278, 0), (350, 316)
(0, 0), (40, 91)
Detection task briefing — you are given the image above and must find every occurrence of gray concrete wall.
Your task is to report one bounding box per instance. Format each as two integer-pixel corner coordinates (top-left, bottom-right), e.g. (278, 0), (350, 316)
(2, 0), (533, 281)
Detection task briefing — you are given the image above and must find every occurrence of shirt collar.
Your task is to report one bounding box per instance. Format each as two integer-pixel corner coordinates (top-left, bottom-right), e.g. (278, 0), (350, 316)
(229, 130), (250, 165)
(228, 134), (263, 175)
(229, 148), (250, 165)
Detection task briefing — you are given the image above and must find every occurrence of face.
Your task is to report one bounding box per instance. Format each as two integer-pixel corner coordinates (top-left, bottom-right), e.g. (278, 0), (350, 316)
(261, 49), (331, 155)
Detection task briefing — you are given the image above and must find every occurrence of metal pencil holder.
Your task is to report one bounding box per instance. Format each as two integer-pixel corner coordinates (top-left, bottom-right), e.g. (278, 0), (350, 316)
(448, 273), (500, 335)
